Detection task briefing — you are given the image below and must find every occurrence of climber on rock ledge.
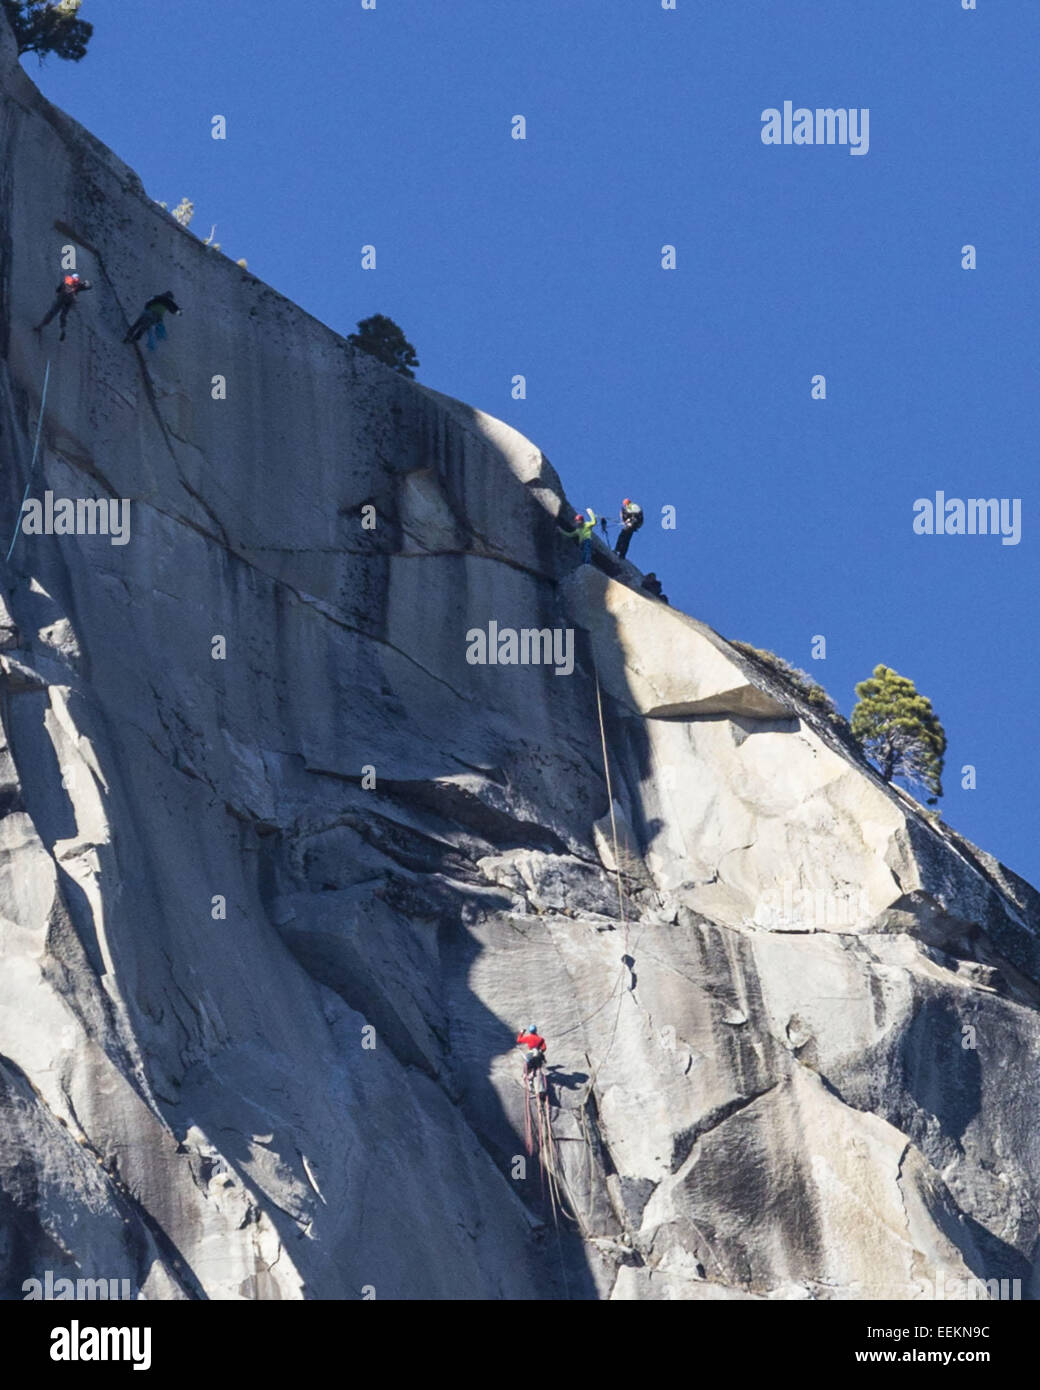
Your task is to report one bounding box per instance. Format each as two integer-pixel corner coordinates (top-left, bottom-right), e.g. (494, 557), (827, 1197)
(558, 509), (597, 565)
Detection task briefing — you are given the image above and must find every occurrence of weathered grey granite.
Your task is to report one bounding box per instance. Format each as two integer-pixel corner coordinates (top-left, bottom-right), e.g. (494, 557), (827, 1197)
(1, 11), (1038, 1301)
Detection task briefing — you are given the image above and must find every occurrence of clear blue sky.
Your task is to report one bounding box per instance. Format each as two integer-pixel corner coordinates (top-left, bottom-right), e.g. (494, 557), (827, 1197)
(28, 0), (1039, 884)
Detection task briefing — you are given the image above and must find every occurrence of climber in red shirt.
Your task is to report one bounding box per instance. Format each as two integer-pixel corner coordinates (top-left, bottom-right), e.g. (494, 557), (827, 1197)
(517, 1025), (547, 1078)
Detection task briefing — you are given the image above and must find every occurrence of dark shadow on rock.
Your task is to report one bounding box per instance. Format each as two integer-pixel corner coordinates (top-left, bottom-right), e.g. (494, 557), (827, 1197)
(957, 1209), (1033, 1297)
(0, 1052), (203, 1300)
(439, 918), (603, 1299)
(3, 689), (106, 979)
(545, 1067), (589, 1091)
(899, 995), (982, 1147)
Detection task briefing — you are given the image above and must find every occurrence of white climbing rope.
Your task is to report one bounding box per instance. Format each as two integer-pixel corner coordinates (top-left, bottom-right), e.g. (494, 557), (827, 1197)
(6, 359), (51, 564)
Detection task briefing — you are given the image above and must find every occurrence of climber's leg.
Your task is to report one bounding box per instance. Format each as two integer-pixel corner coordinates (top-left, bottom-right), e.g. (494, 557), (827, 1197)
(35, 298), (62, 332)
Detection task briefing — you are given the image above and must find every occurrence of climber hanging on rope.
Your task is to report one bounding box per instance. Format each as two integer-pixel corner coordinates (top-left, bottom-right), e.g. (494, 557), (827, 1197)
(517, 1025), (548, 1094)
(614, 498), (643, 559)
(34, 274), (92, 343)
(124, 291), (182, 350)
(558, 509), (597, 565)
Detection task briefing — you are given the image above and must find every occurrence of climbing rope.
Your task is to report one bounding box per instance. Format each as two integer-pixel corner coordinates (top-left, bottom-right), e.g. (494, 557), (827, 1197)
(522, 1066), (534, 1157)
(589, 662), (734, 1290)
(6, 359), (51, 564)
(553, 656), (633, 1052)
(539, 1089), (567, 1224)
(513, 629), (653, 1268)
(531, 648), (636, 1217)
(506, 657), (632, 1275)
(534, 1079), (549, 1203)
(519, 1057), (580, 1286)
(552, 974), (626, 1042)
(593, 660), (627, 931)
(575, 658), (632, 1103)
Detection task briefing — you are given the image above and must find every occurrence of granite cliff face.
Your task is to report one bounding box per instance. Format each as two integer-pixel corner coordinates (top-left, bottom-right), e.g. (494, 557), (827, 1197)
(2, 16), (1038, 1301)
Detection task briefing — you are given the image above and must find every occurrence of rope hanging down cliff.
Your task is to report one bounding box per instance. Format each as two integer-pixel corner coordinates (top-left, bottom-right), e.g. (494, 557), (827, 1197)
(570, 657), (732, 1288)
(594, 656), (736, 1289)
(579, 659), (631, 1099)
(551, 655), (633, 1059)
(595, 660), (627, 933)
(6, 359), (51, 564)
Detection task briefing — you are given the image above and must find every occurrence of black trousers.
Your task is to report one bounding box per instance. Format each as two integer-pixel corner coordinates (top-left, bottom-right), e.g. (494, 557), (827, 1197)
(615, 524), (639, 558)
(125, 310), (159, 343)
(37, 296), (74, 330)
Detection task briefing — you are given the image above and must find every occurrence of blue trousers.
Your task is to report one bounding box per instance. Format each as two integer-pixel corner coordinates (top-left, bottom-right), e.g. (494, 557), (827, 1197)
(580, 538), (592, 564)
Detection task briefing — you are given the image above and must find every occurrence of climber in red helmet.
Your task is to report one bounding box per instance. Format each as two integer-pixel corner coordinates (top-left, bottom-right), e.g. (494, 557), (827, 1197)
(614, 497), (644, 560)
(34, 273), (92, 343)
(558, 509), (597, 565)
(517, 1024), (547, 1081)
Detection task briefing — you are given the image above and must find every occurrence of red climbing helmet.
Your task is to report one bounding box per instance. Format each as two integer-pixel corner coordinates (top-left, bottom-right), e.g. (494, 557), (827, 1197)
(574, 514), (583, 524)
(623, 498), (631, 506)
(63, 275), (80, 287)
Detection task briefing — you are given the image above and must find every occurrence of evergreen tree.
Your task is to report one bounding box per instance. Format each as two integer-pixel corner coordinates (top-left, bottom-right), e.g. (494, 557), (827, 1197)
(851, 664), (946, 800)
(2, 1), (93, 62)
(347, 315), (419, 379)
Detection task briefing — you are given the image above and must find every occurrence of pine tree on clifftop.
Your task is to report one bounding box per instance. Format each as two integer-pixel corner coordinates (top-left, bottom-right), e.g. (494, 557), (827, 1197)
(851, 664), (947, 801)
(3, 0), (92, 61)
(347, 315), (419, 379)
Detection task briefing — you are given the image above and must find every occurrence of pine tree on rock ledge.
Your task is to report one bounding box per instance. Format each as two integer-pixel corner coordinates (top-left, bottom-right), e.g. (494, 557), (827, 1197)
(347, 314), (419, 379)
(851, 664), (947, 802)
(2, 0), (92, 62)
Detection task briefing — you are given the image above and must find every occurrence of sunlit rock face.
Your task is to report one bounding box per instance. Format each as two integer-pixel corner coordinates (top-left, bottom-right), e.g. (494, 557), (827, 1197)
(1, 13), (1038, 1301)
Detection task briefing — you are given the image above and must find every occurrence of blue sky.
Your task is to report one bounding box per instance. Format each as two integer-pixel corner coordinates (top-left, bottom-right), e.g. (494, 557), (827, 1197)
(28, 0), (1039, 883)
